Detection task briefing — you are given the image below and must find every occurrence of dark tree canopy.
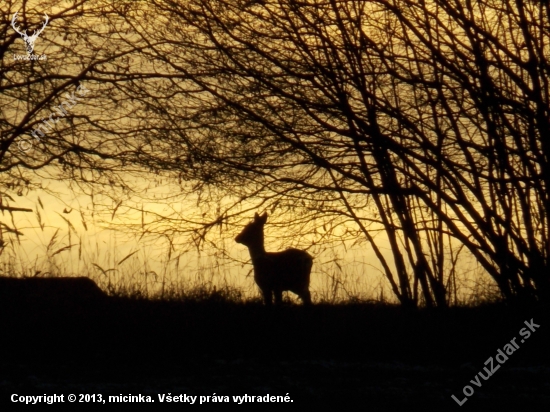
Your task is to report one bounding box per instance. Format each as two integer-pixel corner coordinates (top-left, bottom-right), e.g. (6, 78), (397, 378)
(3, 0), (549, 306)
(135, 0), (549, 306)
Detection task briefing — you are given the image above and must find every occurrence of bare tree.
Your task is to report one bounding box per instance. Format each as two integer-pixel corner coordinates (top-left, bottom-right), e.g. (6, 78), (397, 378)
(4, 0), (547, 305)
(118, 0), (548, 305)
(1, 0), (175, 243)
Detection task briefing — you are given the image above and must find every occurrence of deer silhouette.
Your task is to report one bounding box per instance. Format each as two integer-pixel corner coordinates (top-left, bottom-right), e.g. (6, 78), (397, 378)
(235, 212), (313, 305)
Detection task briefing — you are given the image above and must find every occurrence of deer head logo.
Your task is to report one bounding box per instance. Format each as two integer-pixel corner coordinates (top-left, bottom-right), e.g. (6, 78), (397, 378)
(11, 12), (49, 55)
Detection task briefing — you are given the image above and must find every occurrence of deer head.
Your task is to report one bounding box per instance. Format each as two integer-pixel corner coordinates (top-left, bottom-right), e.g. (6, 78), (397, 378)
(11, 12), (49, 55)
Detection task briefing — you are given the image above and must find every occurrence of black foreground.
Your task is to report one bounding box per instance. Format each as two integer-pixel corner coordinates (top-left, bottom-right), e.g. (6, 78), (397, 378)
(1, 295), (549, 409)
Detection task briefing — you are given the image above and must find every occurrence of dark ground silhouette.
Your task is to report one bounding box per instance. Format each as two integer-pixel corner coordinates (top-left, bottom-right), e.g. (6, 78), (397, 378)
(1, 295), (549, 408)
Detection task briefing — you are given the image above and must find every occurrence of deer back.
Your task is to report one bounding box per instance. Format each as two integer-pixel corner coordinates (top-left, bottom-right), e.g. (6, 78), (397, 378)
(252, 248), (312, 291)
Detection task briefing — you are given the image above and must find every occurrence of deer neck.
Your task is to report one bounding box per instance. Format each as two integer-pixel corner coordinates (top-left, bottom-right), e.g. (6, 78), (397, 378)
(246, 243), (266, 262)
